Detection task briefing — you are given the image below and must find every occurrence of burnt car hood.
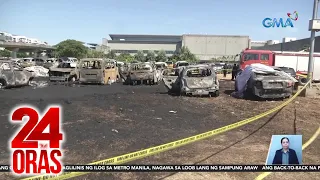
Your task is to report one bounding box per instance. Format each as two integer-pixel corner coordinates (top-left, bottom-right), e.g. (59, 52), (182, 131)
(49, 67), (74, 73)
(182, 77), (215, 89)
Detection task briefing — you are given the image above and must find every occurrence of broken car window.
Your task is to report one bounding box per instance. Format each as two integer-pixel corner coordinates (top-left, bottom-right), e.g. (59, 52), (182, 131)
(12, 63), (23, 70)
(81, 61), (102, 69)
(186, 68), (212, 77)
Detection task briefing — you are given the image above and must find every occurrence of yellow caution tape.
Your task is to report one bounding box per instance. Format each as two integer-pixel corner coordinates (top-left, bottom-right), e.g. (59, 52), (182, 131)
(20, 80), (311, 180)
(255, 126), (320, 180)
(296, 73), (307, 78)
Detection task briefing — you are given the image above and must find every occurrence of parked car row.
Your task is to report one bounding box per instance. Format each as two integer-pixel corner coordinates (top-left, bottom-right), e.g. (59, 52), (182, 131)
(0, 57), (300, 100)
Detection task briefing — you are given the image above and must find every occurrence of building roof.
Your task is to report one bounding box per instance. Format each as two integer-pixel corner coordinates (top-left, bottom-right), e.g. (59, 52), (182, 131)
(109, 34), (182, 40)
(87, 43), (98, 46)
(107, 40), (179, 44)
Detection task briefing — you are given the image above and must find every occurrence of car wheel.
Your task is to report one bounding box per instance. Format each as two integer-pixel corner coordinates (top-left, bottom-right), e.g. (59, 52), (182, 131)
(0, 80), (7, 89)
(214, 90), (219, 97)
(68, 76), (76, 82)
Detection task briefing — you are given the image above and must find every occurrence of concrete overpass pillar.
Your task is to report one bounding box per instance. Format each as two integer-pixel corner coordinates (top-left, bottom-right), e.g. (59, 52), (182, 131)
(33, 50), (40, 58)
(11, 48), (19, 58)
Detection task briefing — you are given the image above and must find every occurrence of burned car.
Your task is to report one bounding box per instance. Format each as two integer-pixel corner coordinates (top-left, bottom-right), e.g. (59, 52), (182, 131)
(49, 62), (78, 82)
(163, 64), (219, 97)
(0, 60), (33, 88)
(43, 58), (58, 69)
(233, 64), (297, 99)
(78, 58), (118, 85)
(125, 62), (161, 85)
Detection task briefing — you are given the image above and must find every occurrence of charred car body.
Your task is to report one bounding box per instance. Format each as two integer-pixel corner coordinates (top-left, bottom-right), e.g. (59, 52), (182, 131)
(233, 64), (297, 99)
(163, 64), (219, 97)
(125, 62), (161, 85)
(78, 58), (118, 85)
(49, 62), (78, 82)
(0, 61), (33, 88)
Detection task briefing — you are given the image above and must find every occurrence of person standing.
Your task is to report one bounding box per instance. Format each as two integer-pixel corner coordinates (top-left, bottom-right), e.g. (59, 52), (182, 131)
(223, 64), (228, 77)
(231, 64), (237, 80)
(235, 64), (240, 79)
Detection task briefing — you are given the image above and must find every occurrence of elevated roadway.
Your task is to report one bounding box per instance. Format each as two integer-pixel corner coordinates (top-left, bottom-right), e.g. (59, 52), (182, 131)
(0, 41), (56, 58)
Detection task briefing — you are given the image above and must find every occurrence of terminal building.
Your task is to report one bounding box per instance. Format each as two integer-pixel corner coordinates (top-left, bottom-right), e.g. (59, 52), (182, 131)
(102, 34), (251, 60)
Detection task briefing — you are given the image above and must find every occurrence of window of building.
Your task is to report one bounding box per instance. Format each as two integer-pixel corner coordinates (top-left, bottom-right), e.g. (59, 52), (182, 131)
(244, 53), (259, 61)
(261, 54), (269, 60)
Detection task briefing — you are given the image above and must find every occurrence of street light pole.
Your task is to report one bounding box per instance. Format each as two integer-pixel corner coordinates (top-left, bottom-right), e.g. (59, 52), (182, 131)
(307, 0), (319, 87)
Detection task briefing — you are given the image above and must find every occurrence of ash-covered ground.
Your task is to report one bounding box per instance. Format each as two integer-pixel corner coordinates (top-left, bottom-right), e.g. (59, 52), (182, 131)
(0, 80), (318, 180)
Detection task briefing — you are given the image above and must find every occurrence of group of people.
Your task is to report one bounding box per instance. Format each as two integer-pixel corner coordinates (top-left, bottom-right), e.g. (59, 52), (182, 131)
(222, 64), (241, 80)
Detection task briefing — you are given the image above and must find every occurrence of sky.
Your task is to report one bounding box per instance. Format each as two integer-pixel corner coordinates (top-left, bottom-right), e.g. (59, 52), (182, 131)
(0, 0), (318, 45)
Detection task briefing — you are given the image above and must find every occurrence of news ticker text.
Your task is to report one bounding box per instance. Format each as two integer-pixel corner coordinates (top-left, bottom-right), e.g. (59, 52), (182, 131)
(1, 165), (320, 172)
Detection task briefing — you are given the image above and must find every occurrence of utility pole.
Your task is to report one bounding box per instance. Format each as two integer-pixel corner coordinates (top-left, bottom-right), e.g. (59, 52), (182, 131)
(307, 0), (319, 87)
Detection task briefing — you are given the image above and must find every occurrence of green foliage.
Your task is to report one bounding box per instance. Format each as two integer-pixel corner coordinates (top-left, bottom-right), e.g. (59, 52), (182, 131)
(86, 50), (105, 58)
(134, 50), (145, 62)
(0, 49), (11, 57)
(106, 50), (116, 59)
(179, 46), (197, 62)
(155, 50), (167, 62)
(54, 39), (88, 58)
(17, 52), (27, 58)
(168, 46), (197, 63)
(116, 52), (134, 62)
(145, 50), (156, 62)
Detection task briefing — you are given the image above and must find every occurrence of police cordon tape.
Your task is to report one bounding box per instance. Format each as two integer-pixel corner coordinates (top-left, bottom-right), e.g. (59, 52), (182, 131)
(255, 126), (320, 180)
(21, 80), (312, 180)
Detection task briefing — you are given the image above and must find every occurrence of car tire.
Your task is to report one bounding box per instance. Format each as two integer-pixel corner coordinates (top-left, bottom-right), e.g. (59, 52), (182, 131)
(214, 90), (220, 97)
(299, 77), (308, 86)
(0, 79), (7, 89)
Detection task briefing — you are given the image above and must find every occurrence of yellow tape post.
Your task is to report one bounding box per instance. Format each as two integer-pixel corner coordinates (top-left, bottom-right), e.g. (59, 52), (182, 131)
(20, 80), (312, 180)
(255, 126), (320, 180)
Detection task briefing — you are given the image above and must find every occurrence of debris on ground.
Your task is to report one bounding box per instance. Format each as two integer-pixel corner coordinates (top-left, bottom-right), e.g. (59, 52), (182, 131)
(112, 129), (119, 133)
(29, 81), (49, 88)
(169, 110), (177, 113)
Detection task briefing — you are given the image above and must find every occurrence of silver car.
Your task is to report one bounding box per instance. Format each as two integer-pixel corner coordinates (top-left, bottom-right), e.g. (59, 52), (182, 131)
(163, 64), (219, 97)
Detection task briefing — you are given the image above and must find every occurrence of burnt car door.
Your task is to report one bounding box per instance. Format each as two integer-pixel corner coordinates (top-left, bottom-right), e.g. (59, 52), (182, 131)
(0, 62), (15, 86)
(12, 63), (29, 86)
(162, 67), (182, 93)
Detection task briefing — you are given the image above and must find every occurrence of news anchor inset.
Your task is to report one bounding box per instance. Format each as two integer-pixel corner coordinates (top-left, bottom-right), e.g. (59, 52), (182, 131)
(266, 135), (302, 165)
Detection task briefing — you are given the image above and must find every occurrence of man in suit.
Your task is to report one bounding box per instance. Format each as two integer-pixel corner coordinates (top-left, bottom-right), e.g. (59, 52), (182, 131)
(272, 137), (300, 165)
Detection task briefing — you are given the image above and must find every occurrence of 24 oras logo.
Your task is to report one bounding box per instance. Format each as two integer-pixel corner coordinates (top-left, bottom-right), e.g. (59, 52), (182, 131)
(263, 11), (298, 28)
(9, 105), (65, 176)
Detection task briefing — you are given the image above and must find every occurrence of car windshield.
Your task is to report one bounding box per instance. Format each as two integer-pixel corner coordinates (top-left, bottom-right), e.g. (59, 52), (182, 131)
(58, 63), (74, 68)
(81, 61), (102, 69)
(279, 67), (296, 75)
(186, 68), (212, 77)
(178, 63), (189, 67)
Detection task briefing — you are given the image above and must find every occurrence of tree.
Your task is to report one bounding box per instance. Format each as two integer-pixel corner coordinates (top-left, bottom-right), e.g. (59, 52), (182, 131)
(134, 50), (145, 62)
(116, 52), (134, 62)
(106, 50), (116, 59)
(179, 46), (197, 62)
(17, 52), (27, 58)
(86, 50), (104, 58)
(168, 46), (197, 63)
(54, 39), (88, 58)
(0, 49), (11, 57)
(145, 50), (156, 62)
(156, 50), (167, 62)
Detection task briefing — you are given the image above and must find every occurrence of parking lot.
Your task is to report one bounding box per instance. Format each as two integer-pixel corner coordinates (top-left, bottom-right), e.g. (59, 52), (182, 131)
(0, 79), (319, 180)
